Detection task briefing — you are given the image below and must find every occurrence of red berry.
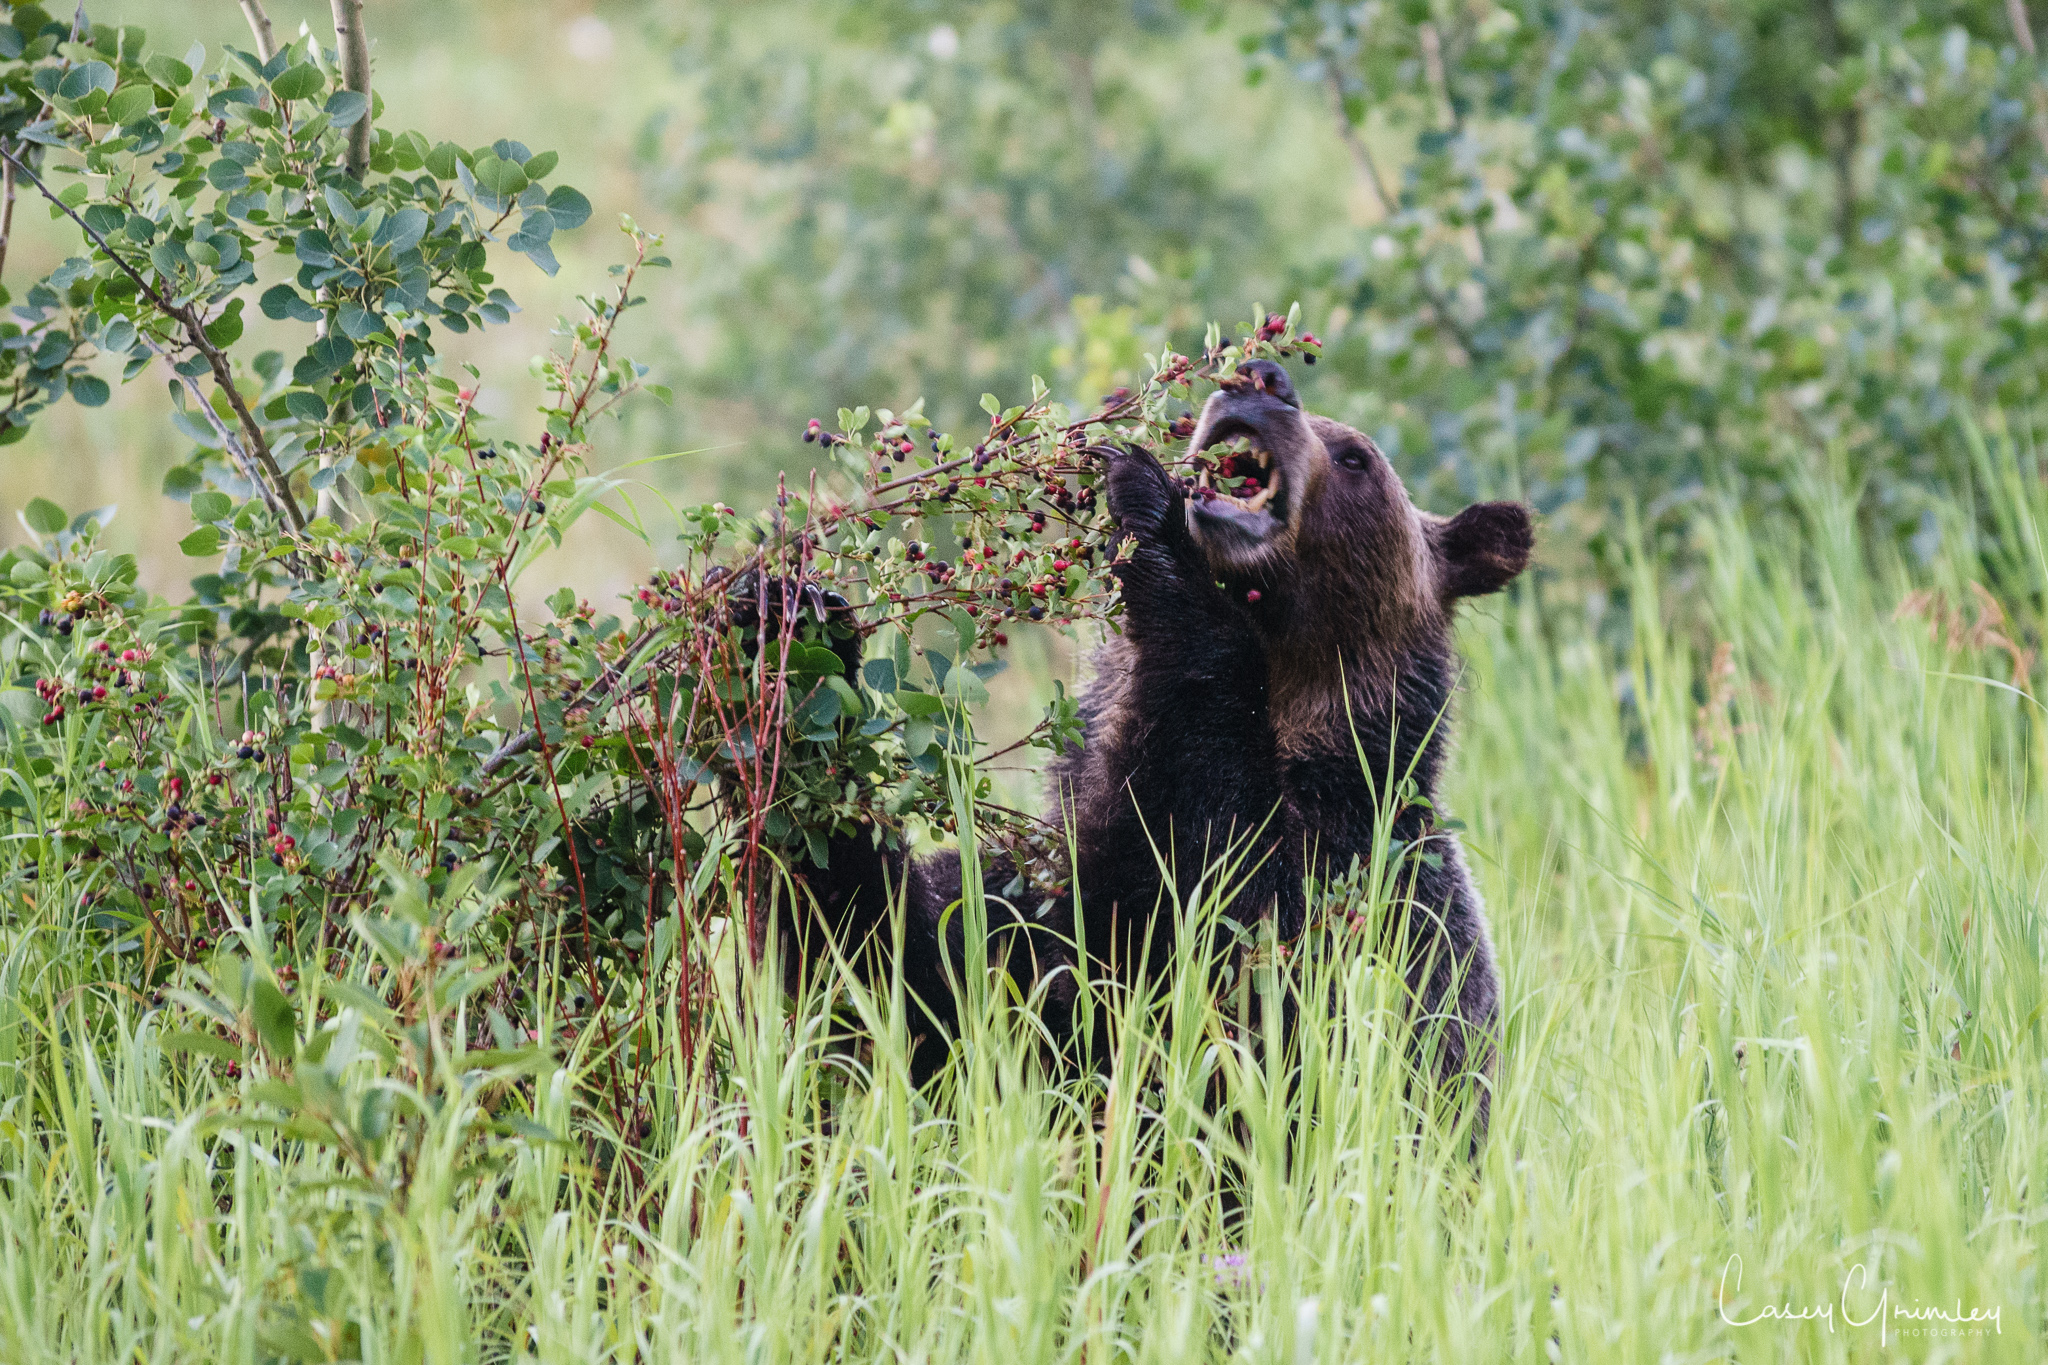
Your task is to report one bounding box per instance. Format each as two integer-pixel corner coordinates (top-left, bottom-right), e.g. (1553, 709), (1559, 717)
(1246, 590), (1262, 603)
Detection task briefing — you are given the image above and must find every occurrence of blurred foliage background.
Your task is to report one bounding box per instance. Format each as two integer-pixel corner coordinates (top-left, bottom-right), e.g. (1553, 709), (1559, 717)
(7, 0), (2048, 623)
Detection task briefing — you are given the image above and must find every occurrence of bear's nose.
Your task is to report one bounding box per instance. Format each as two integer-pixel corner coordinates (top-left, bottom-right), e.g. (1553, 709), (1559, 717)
(1229, 359), (1299, 409)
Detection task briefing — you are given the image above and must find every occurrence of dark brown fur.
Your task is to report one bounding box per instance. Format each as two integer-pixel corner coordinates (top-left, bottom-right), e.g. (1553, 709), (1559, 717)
(797, 359), (1533, 1137)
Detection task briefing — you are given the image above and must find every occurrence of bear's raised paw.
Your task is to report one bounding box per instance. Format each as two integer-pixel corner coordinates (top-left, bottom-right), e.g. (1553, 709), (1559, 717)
(1104, 442), (1180, 543)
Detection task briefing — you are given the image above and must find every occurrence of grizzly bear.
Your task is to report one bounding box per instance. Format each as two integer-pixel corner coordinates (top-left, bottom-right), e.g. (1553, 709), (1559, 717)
(797, 359), (1532, 1132)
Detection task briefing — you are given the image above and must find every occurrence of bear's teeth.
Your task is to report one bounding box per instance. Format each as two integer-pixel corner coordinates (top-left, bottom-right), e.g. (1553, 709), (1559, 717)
(1244, 481), (1277, 513)
(1254, 448), (1273, 470)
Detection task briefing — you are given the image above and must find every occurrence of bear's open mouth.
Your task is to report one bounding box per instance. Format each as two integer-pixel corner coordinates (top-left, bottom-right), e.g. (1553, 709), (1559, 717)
(1188, 419), (1289, 547)
(1180, 366), (1315, 567)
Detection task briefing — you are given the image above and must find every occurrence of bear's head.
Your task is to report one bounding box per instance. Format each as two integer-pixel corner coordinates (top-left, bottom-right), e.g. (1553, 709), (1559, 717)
(1181, 359), (1533, 728)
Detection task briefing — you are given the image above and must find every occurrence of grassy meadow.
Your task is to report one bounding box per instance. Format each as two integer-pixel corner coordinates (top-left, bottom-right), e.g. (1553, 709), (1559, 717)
(2, 429), (2043, 1363)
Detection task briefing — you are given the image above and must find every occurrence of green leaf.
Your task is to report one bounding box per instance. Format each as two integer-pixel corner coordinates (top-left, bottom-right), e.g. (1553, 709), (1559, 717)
(178, 526), (221, 557)
(501, 1114), (562, 1144)
(322, 186), (362, 228)
(252, 979), (297, 1058)
(424, 141), (462, 180)
(373, 207), (428, 254)
(981, 393), (1002, 417)
(58, 62), (116, 102)
(81, 202), (126, 237)
(145, 54), (193, 89)
(191, 490), (231, 522)
(160, 1029), (241, 1063)
(323, 88), (369, 128)
(206, 158), (248, 192)
(545, 184), (592, 230)
(793, 684), (841, 734)
(517, 238), (559, 276)
(523, 150), (559, 181)
(897, 690), (946, 719)
(507, 209), (556, 250)
(390, 130), (429, 170)
(68, 374), (110, 407)
(293, 229), (335, 268)
(106, 84), (154, 125)
(788, 641), (847, 679)
(203, 299), (244, 348)
(825, 673), (865, 721)
(248, 1080), (301, 1111)
(260, 283), (321, 323)
(149, 239), (188, 278)
(292, 334), (355, 386)
(24, 498), (67, 535)
(335, 303), (382, 340)
(359, 1089), (393, 1141)
(943, 664), (990, 709)
(270, 62), (324, 102)
(284, 390), (329, 422)
(471, 153), (528, 198)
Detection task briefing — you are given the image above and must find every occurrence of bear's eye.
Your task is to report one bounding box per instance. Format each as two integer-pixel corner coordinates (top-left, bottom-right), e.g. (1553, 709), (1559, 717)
(1334, 444), (1371, 470)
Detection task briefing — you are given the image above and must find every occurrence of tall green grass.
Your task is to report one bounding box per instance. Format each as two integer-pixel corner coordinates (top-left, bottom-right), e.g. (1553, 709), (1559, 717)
(2, 443), (2044, 1363)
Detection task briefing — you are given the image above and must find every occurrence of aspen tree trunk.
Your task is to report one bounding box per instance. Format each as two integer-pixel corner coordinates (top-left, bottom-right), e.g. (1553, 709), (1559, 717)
(235, 0), (276, 60)
(331, 0), (373, 180)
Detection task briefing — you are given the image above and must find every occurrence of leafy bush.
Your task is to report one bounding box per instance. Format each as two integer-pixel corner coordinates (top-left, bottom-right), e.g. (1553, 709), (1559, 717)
(654, 0), (2048, 595)
(0, 7), (1332, 1157)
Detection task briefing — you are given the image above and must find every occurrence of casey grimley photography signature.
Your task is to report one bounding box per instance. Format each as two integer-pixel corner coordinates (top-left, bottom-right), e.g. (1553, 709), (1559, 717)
(1719, 1255), (2004, 1345)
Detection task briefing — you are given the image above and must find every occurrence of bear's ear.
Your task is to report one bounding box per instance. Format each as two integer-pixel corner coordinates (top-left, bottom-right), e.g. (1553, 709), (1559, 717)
(1435, 501), (1533, 600)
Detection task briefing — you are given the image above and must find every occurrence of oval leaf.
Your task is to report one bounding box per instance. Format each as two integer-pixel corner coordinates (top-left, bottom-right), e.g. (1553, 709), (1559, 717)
(270, 62), (324, 102)
(178, 525), (222, 557)
(545, 184), (592, 231)
(252, 979), (297, 1058)
(24, 497), (67, 535)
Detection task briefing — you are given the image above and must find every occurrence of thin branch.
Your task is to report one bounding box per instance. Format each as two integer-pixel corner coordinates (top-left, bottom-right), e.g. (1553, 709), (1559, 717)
(236, 0), (277, 61)
(2005, 0), (2048, 161)
(1416, 24), (1485, 268)
(1319, 76), (1482, 361)
(2011, 0), (2038, 57)
(154, 344), (291, 526)
(0, 142), (306, 532)
(1325, 70), (1393, 217)
(1418, 22), (1458, 133)
(0, 156), (15, 289)
(330, 0), (372, 180)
